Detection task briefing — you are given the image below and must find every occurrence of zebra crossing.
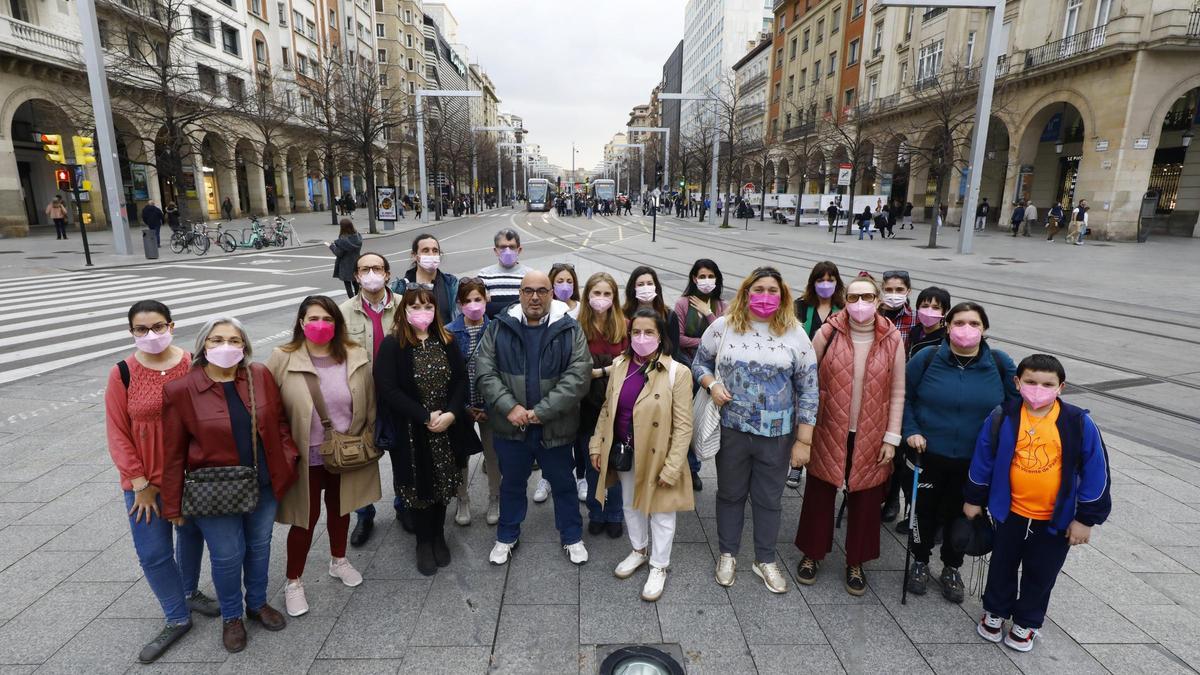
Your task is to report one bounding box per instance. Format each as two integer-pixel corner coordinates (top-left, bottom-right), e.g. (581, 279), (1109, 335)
(0, 271), (334, 386)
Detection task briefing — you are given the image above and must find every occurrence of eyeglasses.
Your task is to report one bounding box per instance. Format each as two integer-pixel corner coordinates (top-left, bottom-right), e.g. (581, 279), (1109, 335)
(131, 322), (169, 337)
(205, 336), (245, 347)
(520, 287), (551, 297)
(356, 265), (386, 274)
(846, 292), (878, 303)
(404, 282), (433, 292)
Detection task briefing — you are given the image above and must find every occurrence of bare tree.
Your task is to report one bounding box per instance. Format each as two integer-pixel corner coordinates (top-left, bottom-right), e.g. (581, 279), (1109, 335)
(234, 70), (295, 212)
(339, 59), (413, 234)
(300, 51), (351, 226)
(776, 89), (824, 213)
(820, 99), (880, 235)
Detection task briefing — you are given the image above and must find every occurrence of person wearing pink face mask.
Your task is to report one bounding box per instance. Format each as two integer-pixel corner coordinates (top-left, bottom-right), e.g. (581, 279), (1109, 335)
(267, 296), (381, 617)
(374, 286), (481, 576)
(902, 301), (1018, 605)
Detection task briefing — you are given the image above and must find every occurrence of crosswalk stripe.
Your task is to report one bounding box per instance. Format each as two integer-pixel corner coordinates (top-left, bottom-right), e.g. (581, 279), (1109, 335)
(0, 273), (127, 293)
(0, 281), (258, 335)
(0, 279), (227, 319)
(0, 272), (115, 289)
(0, 276), (169, 306)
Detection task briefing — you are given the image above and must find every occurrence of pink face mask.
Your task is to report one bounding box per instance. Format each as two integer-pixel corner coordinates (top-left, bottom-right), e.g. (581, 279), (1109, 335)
(631, 334), (660, 358)
(407, 309), (435, 331)
(846, 300), (876, 324)
(589, 295), (613, 312)
(1020, 383), (1059, 409)
(461, 301), (486, 322)
(303, 321), (335, 345)
(134, 330), (173, 355)
(748, 293), (780, 319)
(205, 344), (244, 369)
(949, 324), (983, 349)
(917, 307), (943, 328)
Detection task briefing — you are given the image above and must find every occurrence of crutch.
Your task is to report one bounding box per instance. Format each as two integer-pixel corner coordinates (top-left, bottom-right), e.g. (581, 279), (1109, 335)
(901, 452), (924, 606)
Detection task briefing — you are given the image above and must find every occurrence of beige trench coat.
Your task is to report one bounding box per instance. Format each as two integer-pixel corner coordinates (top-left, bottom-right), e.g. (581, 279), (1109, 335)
(267, 344), (382, 526)
(589, 355), (695, 514)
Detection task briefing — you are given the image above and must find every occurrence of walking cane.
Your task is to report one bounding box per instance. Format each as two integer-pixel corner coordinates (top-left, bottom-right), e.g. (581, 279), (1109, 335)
(901, 452), (924, 606)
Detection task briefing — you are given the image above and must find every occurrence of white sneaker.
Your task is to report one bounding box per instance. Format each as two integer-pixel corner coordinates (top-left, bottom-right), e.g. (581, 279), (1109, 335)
(486, 496), (500, 525)
(614, 550), (649, 579)
(576, 478), (588, 502)
(328, 558), (363, 587)
(715, 553), (736, 587)
(641, 566), (668, 602)
(1004, 624), (1038, 652)
(533, 478), (551, 503)
(284, 580), (308, 617)
(978, 612), (1005, 643)
(489, 540), (518, 565)
(752, 561), (789, 594)
(564, 541), (589, 565)
(455, 498), (472, 526)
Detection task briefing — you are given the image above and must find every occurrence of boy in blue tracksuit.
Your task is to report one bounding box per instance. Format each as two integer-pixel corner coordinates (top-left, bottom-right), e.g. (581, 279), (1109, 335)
(963, 354), (1111, 653)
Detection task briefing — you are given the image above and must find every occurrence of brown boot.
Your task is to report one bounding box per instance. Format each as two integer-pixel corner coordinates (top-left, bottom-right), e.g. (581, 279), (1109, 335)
(247, 603), (287, 631)
(222, 618), (247, 653)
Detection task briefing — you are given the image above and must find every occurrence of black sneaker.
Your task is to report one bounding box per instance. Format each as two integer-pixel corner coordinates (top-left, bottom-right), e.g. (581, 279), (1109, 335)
(785, 467), (803, 489)
(881, 497), (900, 523)
(795, 556), (819, 585)
(906, 561), (929, 596)
(350, 517), (374, 547)
(138, 621), (192, 663)
(605, 522), (624, 539)
(187, 590), (220, 617)
(940, 566), (965, 604)
(894, 513), (910, 534)
(692, 472), (703, 491)
(588, 520), (605, 536)
(845, 565), (867, 596)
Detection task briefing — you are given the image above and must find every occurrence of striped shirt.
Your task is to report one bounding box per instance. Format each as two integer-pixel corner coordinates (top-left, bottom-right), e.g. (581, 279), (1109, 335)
(478, 262), (529, 318)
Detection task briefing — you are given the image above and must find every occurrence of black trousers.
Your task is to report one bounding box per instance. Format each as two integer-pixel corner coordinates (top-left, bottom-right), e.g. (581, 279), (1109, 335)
(911, 452), (971, 568)
(983, 514), (1071, 629)
(53, 218), (67, 238)
(343, 280), (360, 299)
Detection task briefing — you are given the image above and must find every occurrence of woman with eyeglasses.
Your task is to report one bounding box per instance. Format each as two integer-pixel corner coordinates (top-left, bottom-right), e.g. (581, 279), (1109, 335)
(550, 262), (581, 319)
(577, 272), (630, 537)
(161, 318), (300, 653)
(396, 233), (460, 323)
(624, 266), (686, 366)
(589, 308), (694, 601)
(446, 277), (500, 526)
(793, 274), (905, 596)
(375, 286), (481, 575)
(693, 267), (819, 594)
(266, 296), (381, 618)
(673, 259), (726, 490)
(105, 300), (219, 663)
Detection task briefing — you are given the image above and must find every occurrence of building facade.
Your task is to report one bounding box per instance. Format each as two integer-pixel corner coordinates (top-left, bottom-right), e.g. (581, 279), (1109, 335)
(661, 40), (684, 181)
(681, 0), (774, 132)
(732, 36), (772, 145)
(379, 0), (427, 195)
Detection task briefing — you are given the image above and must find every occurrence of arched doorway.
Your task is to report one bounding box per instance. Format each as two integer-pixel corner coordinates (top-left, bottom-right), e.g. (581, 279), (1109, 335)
(8, 99), (77, 229)
(776, 158), (790, 194)
(1146, 87), (1199, 235)
(881, 135), (910, 207)
(807, 151), (826, 195)
(1015, 102), (1087, 211)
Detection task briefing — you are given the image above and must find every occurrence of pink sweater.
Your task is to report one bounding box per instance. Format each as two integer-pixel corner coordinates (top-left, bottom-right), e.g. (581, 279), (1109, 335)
(307, 355), (353, 465)
(812, 321), (905, 446)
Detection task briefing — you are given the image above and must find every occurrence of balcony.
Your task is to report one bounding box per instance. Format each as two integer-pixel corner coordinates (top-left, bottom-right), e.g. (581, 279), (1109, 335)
(0, 15), (81, 68)
(783, 120), (816, 141)
(739, 71), (767, 94)
(737, 102), (765, 119)
(1023, 25), (1106, 70)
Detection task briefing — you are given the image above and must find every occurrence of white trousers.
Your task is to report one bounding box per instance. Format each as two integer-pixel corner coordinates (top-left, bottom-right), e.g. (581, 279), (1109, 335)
(619, 470), (676, 569)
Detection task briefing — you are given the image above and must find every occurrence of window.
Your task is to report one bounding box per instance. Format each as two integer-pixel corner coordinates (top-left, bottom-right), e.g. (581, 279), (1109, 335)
(873, 22), (883, 54)
(374, 0), (382, 12)
(191, 10), (212, 43)
(292, 10), (303, 32)
(409, 81), (415, 94)
(406, 33), (413, 48)
(828, 51), (837, 75)
(98, 19), (109, 47)
(1063, 0), (1081, 36)
(197, 65), (219, 94)
(300, 94), (313, 117)
(221, 25), (240, 56)
(249, 0), (261, 17)
(376, 23), (384, 37)
(923, 7), (947, 22)
(281, 46), (290, 67)
(407, 56), (414, 71)
(813, 60), (821, 82)
(905, 8), (914, 38)
(789, 37), (797, 60)
(799, 67), (807, 88)
(824, 96), (833, 115)
(844, 88), (855, 107)
(343, 14), (349, 30)
(917, 39), (943, 82)
(254, 38), (266, 63)
(377, 48), (386, 63)
(899, 61), (908, 84)
(306, 20), (316, 40)
(965, 31), (976, 64)
(787, 74), (794, 97)
(852, 0), (863, 19)
(1094, 0), (1112, 27)
(297, 53), (308, 76)
(802, 29), (810, 52)
(404, 9), (411, 22)
(848, 38), (859, 65)
(227, 75), (244, 102)
(380, 73), (388, 86)
(831, 7), (840, 33)
(867, 74), (878, 101)
(278, 2), (286, 25)
(776, 47), (783, 68)
(773, 81), (781, 102)
(816, 18), (824, 43)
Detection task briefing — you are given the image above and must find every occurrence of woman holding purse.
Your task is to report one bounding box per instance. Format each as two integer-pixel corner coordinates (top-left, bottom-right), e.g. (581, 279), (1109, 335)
(375, 285), (481, 576)
(161, 317), (300, 653)
(589, 309), (694, 601)
(267, 296), (382, 618)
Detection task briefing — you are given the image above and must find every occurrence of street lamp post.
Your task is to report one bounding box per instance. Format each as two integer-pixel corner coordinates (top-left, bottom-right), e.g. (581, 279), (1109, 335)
(471, 125), (516, 211)
(499, 142), (533, 208)
(879, 0), (1004, 255)
(612, 143), (646, 198)
(659, 92), (721, 226)
(415, 89), (481, 223)
(627, 127), (671, 191)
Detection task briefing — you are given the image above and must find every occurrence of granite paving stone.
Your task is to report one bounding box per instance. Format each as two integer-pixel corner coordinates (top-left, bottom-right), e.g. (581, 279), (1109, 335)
(1082, 643), (1196, 674)
(814, 603), (933, 674)
(490, 604), (578, 674)
(316, 580), (429, 660)
(916, 643), (1021, 674)
(0, 550), (96, 624)
(1118, 603), (1200, 670)
(397, 647), (491, 675)
(872, 570), (978, 644)
(0, 581), (129, 665)
(1045, 575), (1155, 644)
(657, 604), (756, 675)
(999, 618), (1108, 674)
(406, 569), (505, 647)
(501, 542), (579, 605)
(728, 576), (826, 645)
(749, 644), (846, 674)
(0, 523), (68, 572)
(217, 616), (336, 674)
(306, 658), (403, 674)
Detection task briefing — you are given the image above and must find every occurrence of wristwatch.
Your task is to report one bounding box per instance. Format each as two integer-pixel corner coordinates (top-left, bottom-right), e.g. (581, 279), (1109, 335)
(706, 380), (717, 393)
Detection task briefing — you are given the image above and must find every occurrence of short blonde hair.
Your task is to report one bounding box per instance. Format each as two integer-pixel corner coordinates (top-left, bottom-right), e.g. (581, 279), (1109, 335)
(193, 316), (251, 367)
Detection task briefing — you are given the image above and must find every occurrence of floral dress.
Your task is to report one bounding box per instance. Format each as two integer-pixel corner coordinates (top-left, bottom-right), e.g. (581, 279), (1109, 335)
(397, 340), (461, 508)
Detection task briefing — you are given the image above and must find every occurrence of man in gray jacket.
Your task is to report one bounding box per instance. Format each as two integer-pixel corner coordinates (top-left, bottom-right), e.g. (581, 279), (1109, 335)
(476, 271), (592, 565)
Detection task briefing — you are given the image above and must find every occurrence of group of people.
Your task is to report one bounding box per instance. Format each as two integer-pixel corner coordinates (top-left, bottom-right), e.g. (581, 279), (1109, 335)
(106, 226), (1112, 663)
(978, 197), (1093, 245)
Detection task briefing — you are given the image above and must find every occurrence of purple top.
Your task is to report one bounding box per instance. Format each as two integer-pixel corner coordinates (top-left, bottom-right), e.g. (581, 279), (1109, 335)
(613, 361), (648, 444)
(308, 354), (353, 466)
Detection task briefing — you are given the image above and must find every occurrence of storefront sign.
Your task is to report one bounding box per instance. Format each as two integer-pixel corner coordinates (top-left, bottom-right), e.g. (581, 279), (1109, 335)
(1095, 140), (1109, 152)
(1134, 137), (1150, 150)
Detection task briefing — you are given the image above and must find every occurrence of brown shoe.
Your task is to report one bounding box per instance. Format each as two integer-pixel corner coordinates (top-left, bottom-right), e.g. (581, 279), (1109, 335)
(222, 619), (247, 653)
(247, 603), (287, 631)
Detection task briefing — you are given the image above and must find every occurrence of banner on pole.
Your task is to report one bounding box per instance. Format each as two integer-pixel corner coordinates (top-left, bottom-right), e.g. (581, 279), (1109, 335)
(377, 186), (398, 221)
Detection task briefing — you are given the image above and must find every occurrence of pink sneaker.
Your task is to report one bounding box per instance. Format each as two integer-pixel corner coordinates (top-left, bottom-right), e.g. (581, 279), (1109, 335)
(284, 581), (308, 617)
(328, 558), (363, 587)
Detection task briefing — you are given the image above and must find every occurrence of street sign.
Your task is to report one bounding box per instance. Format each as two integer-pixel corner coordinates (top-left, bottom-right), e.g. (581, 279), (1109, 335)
(837, 164), (852, 187)
(743, 182), (755, 193)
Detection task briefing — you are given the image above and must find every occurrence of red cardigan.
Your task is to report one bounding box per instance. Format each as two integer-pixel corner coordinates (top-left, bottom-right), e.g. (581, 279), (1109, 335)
(161, 363), (299, 519)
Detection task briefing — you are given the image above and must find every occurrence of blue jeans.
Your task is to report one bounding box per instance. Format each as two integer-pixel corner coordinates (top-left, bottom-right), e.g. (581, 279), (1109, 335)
(687, 447), (701, 474)
(192, 487), (278, 620)
(124, 490), (205, 625)
(494, 429), (582, 545)
(581, 432), (622, 523)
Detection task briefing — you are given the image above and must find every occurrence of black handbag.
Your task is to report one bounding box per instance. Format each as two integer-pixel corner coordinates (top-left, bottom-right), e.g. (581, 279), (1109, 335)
(182, 368), (260, 518)
(609, 438), (634, 473)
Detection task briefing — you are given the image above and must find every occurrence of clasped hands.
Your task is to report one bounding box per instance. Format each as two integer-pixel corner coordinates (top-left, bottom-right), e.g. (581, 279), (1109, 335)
(506, 404), (540, 429)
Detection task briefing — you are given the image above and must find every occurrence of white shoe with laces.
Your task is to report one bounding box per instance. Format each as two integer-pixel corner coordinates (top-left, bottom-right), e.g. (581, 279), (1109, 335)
(564, 541), (589, 565)
(715, 553), (736, 587)
(328, 558), (363, 587)
(614, 550), (649, 579)
(1004, 624), (1038, 652)
(533, 478), (551, 503)
(489, 540), (518, 565)
(641, 566), (668, 602)
(978, 612), (1004, 643)
(284, 580), (308, 617)
(576, 478), (588, 502)
(752, 561), (789, 594)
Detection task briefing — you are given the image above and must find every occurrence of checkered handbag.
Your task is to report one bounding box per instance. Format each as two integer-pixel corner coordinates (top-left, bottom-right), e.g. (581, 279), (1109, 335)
(182, 367), (261, 518)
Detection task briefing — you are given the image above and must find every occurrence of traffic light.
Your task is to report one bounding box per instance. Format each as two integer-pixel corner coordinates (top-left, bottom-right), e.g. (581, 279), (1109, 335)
(654, 163), (663, 184)
(678, 180), (684, 187)
(41, 134), (65, 163)
(73, 135), (96, 166)
(54, 167), (72, 191)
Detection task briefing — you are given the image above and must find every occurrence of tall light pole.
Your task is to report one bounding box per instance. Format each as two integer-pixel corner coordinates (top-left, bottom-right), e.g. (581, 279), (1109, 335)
(660, 92), (721, 225)
(879, 0), (1004, 255)
(472, 125), (516, 210)
(613, 143), (646, 198)
(627, 127), (671, 191)
(499, 142), (533, 207)
(415, 89), (481, 223)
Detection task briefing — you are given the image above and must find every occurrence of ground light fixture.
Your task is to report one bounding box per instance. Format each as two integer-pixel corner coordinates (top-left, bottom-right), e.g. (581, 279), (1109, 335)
(598, 646), (685, 675)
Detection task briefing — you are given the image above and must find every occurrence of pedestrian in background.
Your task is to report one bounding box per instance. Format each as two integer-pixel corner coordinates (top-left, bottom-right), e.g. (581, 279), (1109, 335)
(142, 200), (164, 246)
(1046, 202), (1065, 241)
(1022, 200), (1037, 237)
(165, 202), (180, 233)
(858, 205), (874, 240)
(106, 300), (219, 663)
(46, 195), (69, 239)
(794, 274), (904, 596)
(1066, 200), (1090, 245)
(826, 201), (839, 232)
(328, 219), (363, 299)
(161, 318), (300, 653)
(975, 198), (990, 231)
(694, 266), (819, 594)
(267, 296), (380, 617)
(903, 201), (914, 229)
(222, 196), (234, 221)
(1010, 201), (1026, 237)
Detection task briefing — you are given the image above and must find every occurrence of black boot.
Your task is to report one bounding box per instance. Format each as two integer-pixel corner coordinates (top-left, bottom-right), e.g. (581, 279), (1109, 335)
(432, 505), (451, 567)
(416, 540), (437, 576)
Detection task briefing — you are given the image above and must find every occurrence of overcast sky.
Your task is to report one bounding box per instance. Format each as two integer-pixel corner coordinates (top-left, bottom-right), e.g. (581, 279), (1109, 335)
(446, 0), (685, 173)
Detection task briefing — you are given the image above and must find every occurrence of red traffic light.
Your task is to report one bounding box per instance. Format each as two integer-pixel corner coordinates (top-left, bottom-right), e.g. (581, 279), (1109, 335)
(55, 167), (72, 191)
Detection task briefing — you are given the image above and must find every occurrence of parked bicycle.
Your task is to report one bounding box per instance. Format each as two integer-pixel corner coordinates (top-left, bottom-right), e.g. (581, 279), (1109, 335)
(169, 221), (209, 255)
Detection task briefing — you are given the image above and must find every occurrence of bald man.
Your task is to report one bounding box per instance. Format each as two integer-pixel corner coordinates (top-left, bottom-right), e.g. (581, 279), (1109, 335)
(475, 270), (592, 565)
